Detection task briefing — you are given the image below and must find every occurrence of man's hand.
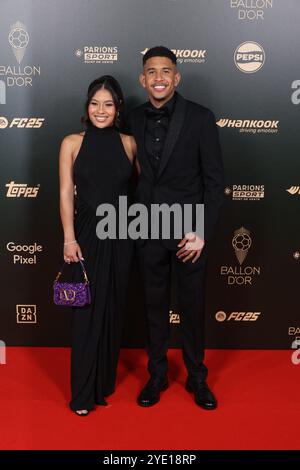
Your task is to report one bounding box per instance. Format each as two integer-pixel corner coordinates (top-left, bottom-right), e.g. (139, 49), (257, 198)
(176, 233), (205, 263)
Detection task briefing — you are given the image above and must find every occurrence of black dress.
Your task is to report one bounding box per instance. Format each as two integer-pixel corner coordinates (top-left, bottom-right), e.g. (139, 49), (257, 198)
(70, 124), (133, 411)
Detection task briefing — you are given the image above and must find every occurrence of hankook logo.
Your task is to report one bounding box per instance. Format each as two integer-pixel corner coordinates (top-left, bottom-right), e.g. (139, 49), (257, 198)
(141, 48), (206, 64)
(216, 119), (278, 134)
(287, 187), (300, 195)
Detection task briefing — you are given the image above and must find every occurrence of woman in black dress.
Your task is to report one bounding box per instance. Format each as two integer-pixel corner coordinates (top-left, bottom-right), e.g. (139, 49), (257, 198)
(59, 76), (136, 416)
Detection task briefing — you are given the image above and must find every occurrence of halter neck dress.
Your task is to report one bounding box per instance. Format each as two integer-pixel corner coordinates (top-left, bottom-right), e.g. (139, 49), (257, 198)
(70, 125), (133, 411)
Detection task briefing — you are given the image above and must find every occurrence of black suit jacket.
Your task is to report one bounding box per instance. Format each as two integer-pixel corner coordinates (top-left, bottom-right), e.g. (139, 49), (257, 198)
(128, 93), (224, 249)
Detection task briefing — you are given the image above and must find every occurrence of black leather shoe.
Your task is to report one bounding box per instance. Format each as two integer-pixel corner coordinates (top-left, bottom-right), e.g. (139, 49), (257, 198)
(186, 380), (217, 410)
(75, 409), (90, 416)
(137, 377), (169, 407)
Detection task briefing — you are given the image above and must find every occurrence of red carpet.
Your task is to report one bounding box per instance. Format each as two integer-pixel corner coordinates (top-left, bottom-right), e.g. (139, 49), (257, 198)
(0, 348), (299, 450)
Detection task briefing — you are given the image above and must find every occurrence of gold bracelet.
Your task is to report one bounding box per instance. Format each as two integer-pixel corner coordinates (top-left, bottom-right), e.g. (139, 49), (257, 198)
(64, 240), (77, 245)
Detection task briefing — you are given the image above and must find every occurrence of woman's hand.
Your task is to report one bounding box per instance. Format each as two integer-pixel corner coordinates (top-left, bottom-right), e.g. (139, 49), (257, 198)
(64, 241), (84, 263)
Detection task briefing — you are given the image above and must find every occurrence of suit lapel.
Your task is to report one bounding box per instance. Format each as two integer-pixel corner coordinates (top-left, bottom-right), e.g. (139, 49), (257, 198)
(156, 93), (186, 180)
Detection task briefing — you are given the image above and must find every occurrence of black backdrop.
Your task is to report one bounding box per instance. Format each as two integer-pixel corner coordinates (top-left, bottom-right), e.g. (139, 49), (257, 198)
(0, 0), (299, 348)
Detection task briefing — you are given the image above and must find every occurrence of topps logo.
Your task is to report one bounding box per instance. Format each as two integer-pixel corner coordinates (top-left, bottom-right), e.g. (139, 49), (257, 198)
(6, 181), (40, 197)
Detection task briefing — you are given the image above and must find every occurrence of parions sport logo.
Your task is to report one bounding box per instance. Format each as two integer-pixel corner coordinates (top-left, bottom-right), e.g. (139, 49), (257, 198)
(75, 46), (118, 64)
(141, 48), (206, 64)
(234, 42), (265, 73)
(225, 184), (265, 201)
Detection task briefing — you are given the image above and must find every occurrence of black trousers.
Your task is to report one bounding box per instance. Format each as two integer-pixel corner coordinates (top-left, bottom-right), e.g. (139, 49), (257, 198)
(138, 240), (208, 383)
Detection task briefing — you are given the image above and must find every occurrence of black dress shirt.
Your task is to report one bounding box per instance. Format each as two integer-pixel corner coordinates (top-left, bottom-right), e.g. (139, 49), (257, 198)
(144, 93), (176, 175)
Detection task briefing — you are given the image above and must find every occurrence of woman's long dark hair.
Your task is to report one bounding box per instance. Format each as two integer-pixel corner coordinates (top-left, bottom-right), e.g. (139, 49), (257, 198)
(82, 75), (125, 131)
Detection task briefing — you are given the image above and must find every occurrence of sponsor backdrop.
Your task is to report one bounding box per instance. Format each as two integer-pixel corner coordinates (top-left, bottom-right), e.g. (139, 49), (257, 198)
(0, 0), (299, 348)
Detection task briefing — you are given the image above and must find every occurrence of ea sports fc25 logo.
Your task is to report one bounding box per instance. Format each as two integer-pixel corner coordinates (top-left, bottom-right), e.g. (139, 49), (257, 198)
(215, 311), (261, 322)
(0, 117), (44, 129)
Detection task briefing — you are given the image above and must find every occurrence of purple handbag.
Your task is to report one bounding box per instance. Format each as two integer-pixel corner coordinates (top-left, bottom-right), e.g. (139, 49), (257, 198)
(53, 259), (91, 307)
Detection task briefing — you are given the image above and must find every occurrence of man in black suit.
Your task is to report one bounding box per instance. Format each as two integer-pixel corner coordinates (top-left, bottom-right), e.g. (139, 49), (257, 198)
(128, 46), (224, 409)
